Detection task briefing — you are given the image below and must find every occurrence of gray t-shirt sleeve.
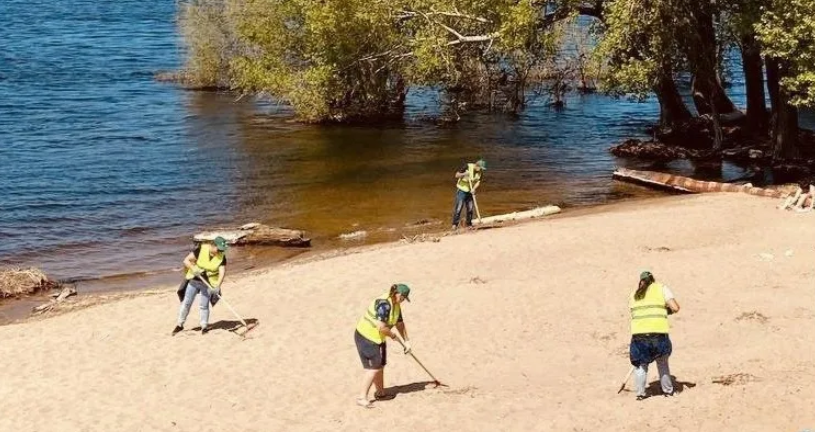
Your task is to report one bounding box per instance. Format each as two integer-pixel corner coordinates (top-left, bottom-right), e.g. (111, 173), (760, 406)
(662, 285), (675, 301)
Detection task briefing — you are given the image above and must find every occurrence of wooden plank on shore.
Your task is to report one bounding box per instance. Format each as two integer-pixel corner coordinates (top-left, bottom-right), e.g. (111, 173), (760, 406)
(472, 205), (562, 225)
(612, 168), (795, 199)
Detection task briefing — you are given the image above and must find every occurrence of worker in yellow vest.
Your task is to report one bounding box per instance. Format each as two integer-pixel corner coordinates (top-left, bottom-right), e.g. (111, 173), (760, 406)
(172, 237), (228, 336)
(452, 159), (486, 230)
(629, 271), (680, 400)
(354, 283), (412, 408)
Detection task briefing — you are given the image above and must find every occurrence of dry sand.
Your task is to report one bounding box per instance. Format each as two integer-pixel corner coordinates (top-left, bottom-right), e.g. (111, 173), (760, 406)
(1, 193), (814, 432)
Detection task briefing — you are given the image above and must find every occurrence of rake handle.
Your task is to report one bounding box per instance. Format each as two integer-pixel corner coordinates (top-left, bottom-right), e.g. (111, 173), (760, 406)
(195, 275), (249, 329)
(394, 337), (443, 385)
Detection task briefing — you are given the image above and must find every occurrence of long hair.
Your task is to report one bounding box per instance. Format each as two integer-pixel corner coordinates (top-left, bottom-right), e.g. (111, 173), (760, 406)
(634, 274), (656, 300)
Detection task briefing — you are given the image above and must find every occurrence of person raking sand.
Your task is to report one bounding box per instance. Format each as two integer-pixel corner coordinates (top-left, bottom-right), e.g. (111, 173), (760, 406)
(628, 270), (681, 400)
(353, 283), (413, 408)
(173, 237), (228, 336)
(452, 159), (486, 230)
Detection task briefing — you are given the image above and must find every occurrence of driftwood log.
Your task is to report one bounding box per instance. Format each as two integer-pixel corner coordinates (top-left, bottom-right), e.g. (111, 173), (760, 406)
(194, 223), (311, 247)
(612, 168), (798, 198)
(472, 205), (562, 225)
(32, 286), (77, 314)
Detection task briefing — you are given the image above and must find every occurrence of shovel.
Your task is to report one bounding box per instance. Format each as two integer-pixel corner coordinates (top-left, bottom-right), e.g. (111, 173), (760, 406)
(395, 337), (447, 387)
(195, 275), (258, 337)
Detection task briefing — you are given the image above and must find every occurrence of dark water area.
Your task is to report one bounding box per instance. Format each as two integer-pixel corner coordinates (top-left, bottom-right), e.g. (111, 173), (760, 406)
(2, 0), (814, 313)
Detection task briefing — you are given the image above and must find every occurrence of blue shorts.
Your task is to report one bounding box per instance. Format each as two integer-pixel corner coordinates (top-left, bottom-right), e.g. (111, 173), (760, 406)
(629, 333), (672, 367)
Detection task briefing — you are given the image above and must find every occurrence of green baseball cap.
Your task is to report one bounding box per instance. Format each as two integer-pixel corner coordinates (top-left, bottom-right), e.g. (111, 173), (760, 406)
(476, 159), (487, 170)
(213, 236), (228, 251)
(395, 283), (411, 301)
(639, 270), (653, 281)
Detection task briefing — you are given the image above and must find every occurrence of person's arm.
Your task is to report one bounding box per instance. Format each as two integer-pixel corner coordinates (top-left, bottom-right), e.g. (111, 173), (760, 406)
(373, 300), (399, 339)
(395, 321), (408, 342)
(662, 285), (679, 314)
(454, 165), (469, 179)
(183, 251), (199, 273)
(666, 298), (680, 315)
(375, 320), (398, 339)
(215, 265), (226, 289)
(471, 180), (481, 193)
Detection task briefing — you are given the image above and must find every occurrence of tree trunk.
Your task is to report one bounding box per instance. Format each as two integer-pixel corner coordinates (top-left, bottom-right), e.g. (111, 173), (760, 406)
(710, 82), (723, 152)
(653, 70), (692, 128)
(687, 2), (737, 116)
(766, 57), (780, 112)
(691, 72), (737, 116)
(767, 58), (798, 161)
(773, 89), (799, 161)
(740, 33), (767, 134)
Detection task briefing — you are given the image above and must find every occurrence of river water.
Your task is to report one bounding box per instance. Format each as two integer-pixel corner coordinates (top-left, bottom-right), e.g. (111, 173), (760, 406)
(2, 0), (798, 306)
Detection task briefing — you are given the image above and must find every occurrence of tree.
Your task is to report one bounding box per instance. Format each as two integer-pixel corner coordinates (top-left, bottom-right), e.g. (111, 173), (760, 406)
(756, 0), (815, 160)
(594, 0), (693, 128)
(722, 0), (767, 133)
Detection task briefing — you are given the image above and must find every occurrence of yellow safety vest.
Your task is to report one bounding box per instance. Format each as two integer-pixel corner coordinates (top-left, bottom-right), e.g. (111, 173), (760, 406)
(355, 294), (401, 344)
(456, 163), (482, 193)
(629, 282), (670, 334)
(184, 244), (225, 286)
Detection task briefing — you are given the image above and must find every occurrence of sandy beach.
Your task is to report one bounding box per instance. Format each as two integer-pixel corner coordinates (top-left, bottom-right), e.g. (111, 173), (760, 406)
(1, 193), (814, 432)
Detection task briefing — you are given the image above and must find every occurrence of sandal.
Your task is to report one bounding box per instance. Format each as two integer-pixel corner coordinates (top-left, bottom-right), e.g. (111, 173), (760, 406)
(356, 398), (374, 408)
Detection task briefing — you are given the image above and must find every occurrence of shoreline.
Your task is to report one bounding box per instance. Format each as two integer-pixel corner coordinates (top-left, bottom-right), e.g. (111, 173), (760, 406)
(2, 192), (813, 431)
(0, 192), (678, 326)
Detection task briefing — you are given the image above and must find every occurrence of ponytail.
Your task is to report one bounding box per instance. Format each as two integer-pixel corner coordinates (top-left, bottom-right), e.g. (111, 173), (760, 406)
(634, 275), (655, 300)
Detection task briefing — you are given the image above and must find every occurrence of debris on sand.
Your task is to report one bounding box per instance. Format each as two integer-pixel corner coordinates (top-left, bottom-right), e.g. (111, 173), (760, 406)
(712, 373), (759, 386)
(0, 268), (60, 299)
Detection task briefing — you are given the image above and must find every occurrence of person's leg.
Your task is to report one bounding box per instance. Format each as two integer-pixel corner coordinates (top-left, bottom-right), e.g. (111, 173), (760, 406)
(656, 356), (674, 395)
(176, 281), (198, 327)
(633, 363), (649, 399)
(464, 193), (474, 227)
(452, 190), (465, 228)
(354, 331), (380, 407)
(359, 368), (380, 406)
(198, 282), (212, 331)
(374, 343), (387, 397)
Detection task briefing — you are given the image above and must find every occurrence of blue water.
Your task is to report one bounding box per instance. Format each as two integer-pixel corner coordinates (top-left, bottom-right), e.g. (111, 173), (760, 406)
(0, 0), (792, 286)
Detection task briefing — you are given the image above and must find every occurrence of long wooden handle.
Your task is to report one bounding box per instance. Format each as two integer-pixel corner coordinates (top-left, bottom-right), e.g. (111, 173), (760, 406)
(617, 366), (635, 393)
(195, 275), (248, 328)
(395, 337), (442, 384)
(467, 178), (483, 222)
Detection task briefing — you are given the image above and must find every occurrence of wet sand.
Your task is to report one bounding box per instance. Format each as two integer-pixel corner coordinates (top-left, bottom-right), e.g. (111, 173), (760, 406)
(0, 193), (813, 432)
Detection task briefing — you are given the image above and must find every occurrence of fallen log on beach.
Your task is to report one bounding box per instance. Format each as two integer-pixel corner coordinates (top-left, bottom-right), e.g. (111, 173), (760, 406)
(472, 205), (562, 226)
(195, 223), (311, 247)
(32, 286), (77, 314)
(612, 168), (798, 198)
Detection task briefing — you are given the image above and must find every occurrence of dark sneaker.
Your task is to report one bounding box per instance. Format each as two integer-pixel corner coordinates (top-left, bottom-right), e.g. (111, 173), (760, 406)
(201, 327), (210, 335)
(636, 395), (648, 401)
(374, 392), (396, 401)
(171, 325), (183, 336)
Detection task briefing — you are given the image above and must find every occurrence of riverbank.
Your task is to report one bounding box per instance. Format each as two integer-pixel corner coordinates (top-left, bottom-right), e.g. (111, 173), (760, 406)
(1, 193), (813, 432)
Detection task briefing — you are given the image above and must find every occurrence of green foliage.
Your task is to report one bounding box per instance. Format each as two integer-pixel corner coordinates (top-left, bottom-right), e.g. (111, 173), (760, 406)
(178, 0), (240, 87)
(756, 0), (815, 107)
(593, 0), (682, 99)
(179, 0), (562, 121)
